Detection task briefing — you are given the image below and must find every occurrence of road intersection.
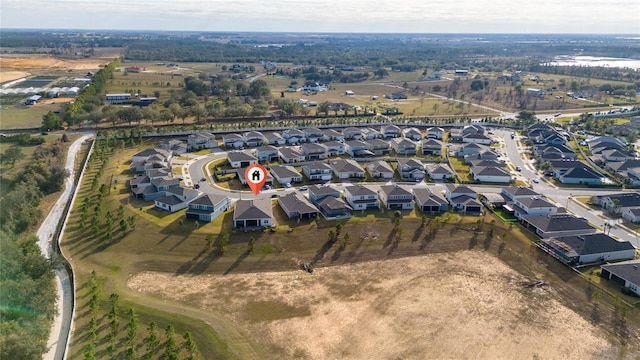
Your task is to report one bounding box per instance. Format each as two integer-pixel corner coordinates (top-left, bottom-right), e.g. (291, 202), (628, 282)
(182, 131), (640, 249)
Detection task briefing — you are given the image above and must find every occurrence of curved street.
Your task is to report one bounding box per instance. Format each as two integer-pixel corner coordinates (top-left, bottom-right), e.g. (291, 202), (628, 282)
(185, 134), (639, 249)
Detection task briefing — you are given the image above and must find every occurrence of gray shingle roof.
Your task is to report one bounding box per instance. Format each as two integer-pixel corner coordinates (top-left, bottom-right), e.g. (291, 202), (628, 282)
(227, 151), (258, 162)
(233, 198), (273, 220)
(190, 194), (229, 207)
(413, 188), (447, 206)
(545, 233), (635, 257)
(344, 185), (377, 197)
(601, 260), (640, 286)
(278, 192), (318, 215)
(526, 214), (595, 233)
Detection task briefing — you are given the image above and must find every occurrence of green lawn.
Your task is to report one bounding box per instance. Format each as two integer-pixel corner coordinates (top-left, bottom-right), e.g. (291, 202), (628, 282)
(0, 103), (64, 129)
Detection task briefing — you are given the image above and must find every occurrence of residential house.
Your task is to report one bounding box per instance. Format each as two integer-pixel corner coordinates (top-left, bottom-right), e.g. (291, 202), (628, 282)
(227, 151), (258, 168)
(131, 148), (172, 164)
(361, 128), (382, 140)
(264, 132), (286, 146)
(365, 139), (391, 156)
(282, 129), (306, 145)
(449, 124), (484, 142)
(396, 158), (425, 181)
(592, 193), (640, 215)
(303, 127), (325, 143)
(623, 207), (640, 223)
(154, 186), (199, 213)
(317, 196), (352, 219)
(301, 142), (328, 161)
(391, 138), (417, 155)
(384, 92), (407, 100)
(381, 124), (401, 138)
(346, 140), (372, 157)
(464, 150), (499, 164)
(278, 192), (318, 219)
(270, 165), (303, 185)
(185, 194), (231, 222)
(533, 144), (576, 160)
(302, 162), (333, 181)
(242, 131), (265, 147)
(462, 133), (493, 145)
(344, 185), (380, 210)
(365, 160), (394, 180)
(511, 195), (558, 219)
(237, 168), (274, 186)
(601, 260), (640, 296)
(233, 198), (274, 228)
(421, 139), (443, 156)
(403, 127), (423, 141)
(542, 233), (636, 265)
(470, 166), (511, 183)
(279, 147), (306, 164)
(426, 163), (455, 180)
(324, 141), (346, 157)
(131, 177), (180, 201)
(554, 166), (602, 185)
(445, 184), (482, 214)
(500, 186), (541, 203)
(342, 127), (364, 140)
(255, 145), (280, 162)
(157, 139), (187, 155)
(379, 185), (414, 210)
(426, 126), (445, 140)
(222, 134), (245, 149)
(521, 214), (596, 238)
(413, 188), (449, 213)
(323, 129), (344, 142)
(330, 159), (365, 179)
(308, 184), (340, 204)
(187, 131), (217, 151)
(455, 143), (490, 157)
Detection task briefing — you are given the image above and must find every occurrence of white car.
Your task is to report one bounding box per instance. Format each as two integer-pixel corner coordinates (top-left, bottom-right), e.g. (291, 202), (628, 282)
(532, 178), (539, 183)
(299, 186), (308, 191)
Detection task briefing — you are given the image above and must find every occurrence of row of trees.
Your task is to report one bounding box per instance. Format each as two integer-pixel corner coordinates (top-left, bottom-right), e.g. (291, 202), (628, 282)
(65, 59), (120, 121)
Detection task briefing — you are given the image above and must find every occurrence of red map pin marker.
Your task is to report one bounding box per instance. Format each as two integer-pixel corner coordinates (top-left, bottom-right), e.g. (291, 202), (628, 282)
(245, 164), (268, 195)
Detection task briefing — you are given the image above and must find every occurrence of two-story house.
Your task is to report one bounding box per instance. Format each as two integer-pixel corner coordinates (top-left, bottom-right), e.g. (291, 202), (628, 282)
(154, 186), (199, 213)
(308, 184), (340, 204)
(323, 129), (345, 142)
(366, 139), (391, 156)
(402, 127), (423, 141)
(342, 127), (364, 140)
(302, 162), (333, 181)
(185, 194), (231, 222)
(343, 185), (380, 210)
(324, 141), (346, 157)
(391, 138), (417, 155)
(301, 142), (329, 161)
(255, 145), (280, 162)
(396, 158), (425, 181)
(282, 129), (306, 145)
(421, 139), (443, 156)
(426, 126), (444, 140)
(303, 127), (325, 143)
(445, 184), (482, 214)
(379, 185), (414, 210)
(187, 131), (217, 151)
(222, 133), (245, 149)
(242, 131), (265, 147)
(346, 140), (371, 157)
(381, 124), (401, 139)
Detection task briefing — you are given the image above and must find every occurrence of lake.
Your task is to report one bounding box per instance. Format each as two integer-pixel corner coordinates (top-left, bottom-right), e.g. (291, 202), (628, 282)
(547, 55), (640, 70)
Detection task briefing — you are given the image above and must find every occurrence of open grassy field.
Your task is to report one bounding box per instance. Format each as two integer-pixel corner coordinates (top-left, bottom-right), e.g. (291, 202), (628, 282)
(0, 102), (67, 129)
(61, 140), (640, 359)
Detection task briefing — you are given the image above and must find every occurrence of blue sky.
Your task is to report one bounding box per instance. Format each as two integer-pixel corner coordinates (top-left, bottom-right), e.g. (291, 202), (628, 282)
(1, 0), (639, 34)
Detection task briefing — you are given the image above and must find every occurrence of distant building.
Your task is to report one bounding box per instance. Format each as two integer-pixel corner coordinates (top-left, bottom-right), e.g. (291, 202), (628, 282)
(527, 88), (545, 96)
(106, 93), (131, 105)
(126, 66), (146, 73)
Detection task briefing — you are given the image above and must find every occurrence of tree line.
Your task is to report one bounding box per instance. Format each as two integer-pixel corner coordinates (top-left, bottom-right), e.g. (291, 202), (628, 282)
(0, 136), (71, 358)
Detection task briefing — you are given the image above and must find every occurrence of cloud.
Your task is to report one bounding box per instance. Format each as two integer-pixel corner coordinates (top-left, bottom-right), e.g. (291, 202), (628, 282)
(1, 0), (638, 33)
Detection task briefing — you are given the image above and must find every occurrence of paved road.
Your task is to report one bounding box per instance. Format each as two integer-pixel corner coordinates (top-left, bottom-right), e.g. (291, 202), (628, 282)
(185, 129), (640, 250)
(40, 134), (93, 360)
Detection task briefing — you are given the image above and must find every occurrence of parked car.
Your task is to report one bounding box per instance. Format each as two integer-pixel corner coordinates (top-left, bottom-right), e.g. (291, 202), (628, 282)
(532, 178), (539, 183)
(516, 166), (522, 171)
(299, 186), (308, 191)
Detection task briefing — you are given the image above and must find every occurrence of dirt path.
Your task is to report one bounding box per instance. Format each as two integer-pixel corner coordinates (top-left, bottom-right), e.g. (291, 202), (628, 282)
(129, 251), (634, 359)
(39, 134), (93, 360)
